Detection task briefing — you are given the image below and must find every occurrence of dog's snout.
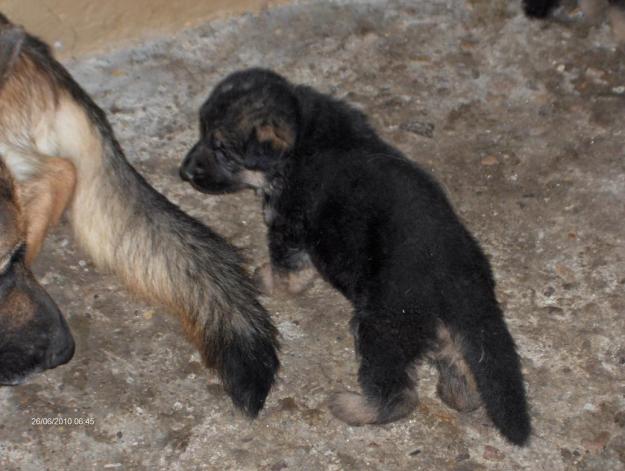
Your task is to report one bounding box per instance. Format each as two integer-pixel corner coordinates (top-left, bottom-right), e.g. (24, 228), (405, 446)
(180, 146), (206, 182)
(45, 331), (75, 369)
(179, 164), (194, 182)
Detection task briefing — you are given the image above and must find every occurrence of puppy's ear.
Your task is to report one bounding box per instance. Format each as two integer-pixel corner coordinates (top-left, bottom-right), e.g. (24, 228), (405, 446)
(255, 124), (293, 153)
(0, 26), (25, 85)
(244, 123), (295, 170)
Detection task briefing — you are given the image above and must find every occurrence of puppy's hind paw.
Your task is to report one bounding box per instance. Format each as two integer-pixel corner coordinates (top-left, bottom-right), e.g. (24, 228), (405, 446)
(329, 392), (379, 426)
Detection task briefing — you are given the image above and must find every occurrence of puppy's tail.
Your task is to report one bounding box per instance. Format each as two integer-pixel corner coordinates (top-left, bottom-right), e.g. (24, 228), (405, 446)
(446, 299), (531, 446)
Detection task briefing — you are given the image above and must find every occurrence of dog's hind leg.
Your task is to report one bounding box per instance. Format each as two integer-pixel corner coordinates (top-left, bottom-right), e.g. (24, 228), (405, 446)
(14, 157), (76, 265)
(329, 315), (419, 425)
(432, 325), (481, 412)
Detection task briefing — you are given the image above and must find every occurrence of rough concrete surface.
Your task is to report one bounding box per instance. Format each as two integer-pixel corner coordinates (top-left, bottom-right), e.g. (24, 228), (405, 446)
(1, 0), (624, 469)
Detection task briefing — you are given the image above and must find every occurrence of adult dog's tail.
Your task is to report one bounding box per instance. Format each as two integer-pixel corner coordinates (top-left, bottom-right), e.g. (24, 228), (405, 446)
(0, 18), (279, 416)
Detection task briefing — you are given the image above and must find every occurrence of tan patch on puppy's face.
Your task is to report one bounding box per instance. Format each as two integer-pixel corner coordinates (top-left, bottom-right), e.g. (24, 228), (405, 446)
(255, 124), (294, 153)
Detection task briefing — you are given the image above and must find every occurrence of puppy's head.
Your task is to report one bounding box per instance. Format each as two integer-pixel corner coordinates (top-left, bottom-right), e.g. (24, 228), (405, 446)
(0, 159), (74, 385)
(180, 68), (297, 194)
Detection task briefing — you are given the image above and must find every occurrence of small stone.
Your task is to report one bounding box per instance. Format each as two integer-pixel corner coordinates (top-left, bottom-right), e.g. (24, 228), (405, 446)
(612, 86), (625, 94)
(615, 411), (625, 427)
(544, 306), (563, 315)
(483, 445), (505, 461)
(560, 448), (573, 461)
(480, 155), (498, 166)
(270, 461), (287, 471)
(582, 431), (610, 453)
(409, 448), (421, 456)
(143, 310), (154, 320)
(400, 120), (435, 138)
(277, 397), (298, 412)
(456, 452), (470, 462)
(543, 286), (555, 297)
(555, 263), (576, 283)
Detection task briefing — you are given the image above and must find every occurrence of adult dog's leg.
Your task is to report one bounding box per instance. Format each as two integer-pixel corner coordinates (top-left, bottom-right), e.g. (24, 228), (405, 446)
(15, 157), (76, 265)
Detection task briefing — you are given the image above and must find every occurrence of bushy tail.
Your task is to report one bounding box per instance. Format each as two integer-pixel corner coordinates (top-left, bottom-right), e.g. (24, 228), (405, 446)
(450, 310), (531, 445)
(3, 25), (280, 416)
(70, 154), (281, 417)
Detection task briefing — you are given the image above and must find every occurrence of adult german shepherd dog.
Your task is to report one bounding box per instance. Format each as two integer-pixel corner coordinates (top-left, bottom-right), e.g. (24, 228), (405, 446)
(0, 16), (279, 416)
(0, 156), (74, 384)
(180, 69), (531, 445)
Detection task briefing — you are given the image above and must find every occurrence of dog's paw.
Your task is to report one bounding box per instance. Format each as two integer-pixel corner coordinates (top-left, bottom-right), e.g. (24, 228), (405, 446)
(328, 392), (379, 426)
(285, 267), (317, 294)
(253, 263), (316, 296)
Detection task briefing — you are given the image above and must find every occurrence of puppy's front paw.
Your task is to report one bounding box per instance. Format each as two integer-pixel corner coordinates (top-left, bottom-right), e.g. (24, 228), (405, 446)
(285, 267), (317, 294)
(328, 392), (379, 426)
(253, 263), (275, 296)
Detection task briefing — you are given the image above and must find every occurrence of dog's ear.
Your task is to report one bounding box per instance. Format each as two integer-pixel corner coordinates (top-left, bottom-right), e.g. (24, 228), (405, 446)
(244, 122), (295, 170)
(255, 124), (293, 153)
(0, 26), (25, 85)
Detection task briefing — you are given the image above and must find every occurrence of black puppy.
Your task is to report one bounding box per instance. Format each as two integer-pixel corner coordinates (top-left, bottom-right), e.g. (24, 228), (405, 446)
(180, 69), (531, 446)
(523, 0), (625, 42)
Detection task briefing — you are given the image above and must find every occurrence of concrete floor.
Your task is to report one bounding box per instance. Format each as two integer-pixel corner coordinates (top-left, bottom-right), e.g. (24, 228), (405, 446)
(1, 0), (624, 469)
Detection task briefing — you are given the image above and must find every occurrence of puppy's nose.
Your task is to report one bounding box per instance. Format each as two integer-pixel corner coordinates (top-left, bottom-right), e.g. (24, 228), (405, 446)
(180, 153), (204, 182)
(179, 165), (194, 182)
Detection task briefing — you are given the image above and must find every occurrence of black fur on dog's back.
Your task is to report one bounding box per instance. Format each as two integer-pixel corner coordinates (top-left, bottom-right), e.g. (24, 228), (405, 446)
(181, 68), (531, 444)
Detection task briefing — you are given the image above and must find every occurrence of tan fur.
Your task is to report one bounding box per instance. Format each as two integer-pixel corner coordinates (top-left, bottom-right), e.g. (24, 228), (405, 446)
(253, 262), (317, 296)
(0, 43), (181, 326)
(329, 392), (381, 425)
(15, 157), (76, 265)
(329, 388), (418, 425)
(0, 157), (24, 260)
(0, 158), (37, 327)
(255, 124), (294, 153)
(432, 325), (481, 412)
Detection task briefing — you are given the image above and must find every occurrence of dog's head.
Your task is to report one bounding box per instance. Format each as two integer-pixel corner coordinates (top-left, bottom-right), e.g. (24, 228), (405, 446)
(0, 159), (74, 385)
(180, 68), (298, 194)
